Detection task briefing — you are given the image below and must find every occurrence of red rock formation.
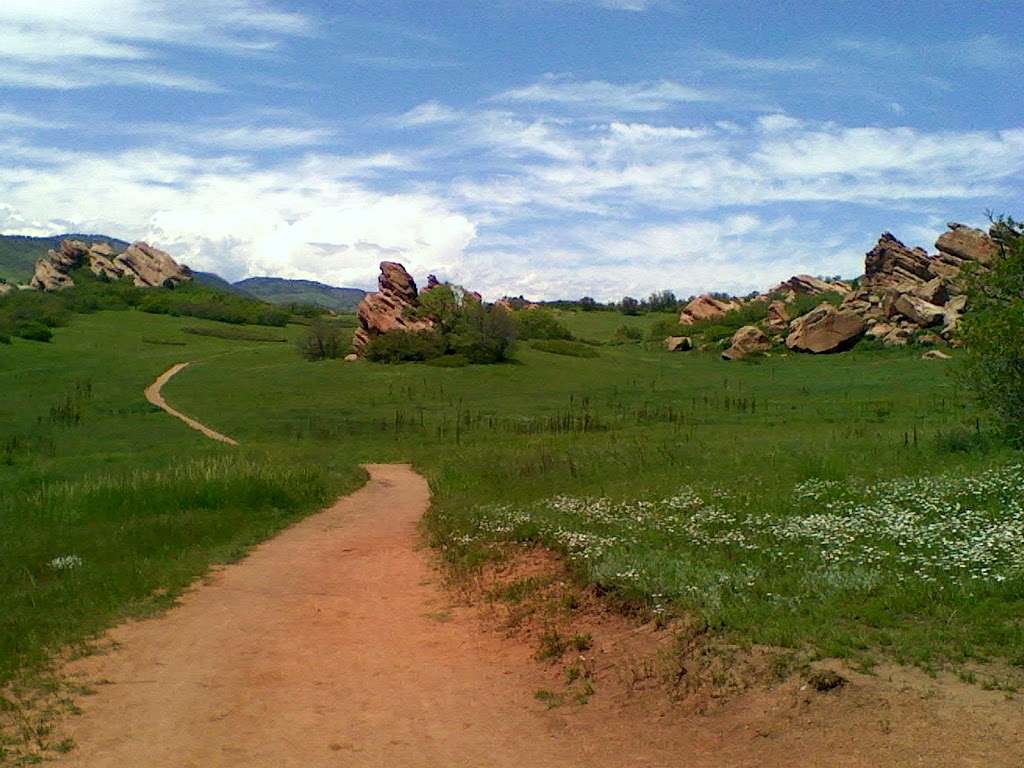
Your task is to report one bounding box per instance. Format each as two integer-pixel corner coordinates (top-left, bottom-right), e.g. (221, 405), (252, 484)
(352, 262), (435, 353)
(30, 239), (190, 291)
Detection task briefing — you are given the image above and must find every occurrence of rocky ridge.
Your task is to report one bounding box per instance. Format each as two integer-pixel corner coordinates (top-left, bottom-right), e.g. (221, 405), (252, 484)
(710, 222), (999, 359)
(29, 239), (191, 291)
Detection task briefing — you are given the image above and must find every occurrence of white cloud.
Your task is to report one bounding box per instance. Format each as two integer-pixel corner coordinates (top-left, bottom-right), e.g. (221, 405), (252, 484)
(0, 145), (475, 288)
(494, 75), (715, 111)
(0, 1), (309, 90)
(702, 49), (821, 73)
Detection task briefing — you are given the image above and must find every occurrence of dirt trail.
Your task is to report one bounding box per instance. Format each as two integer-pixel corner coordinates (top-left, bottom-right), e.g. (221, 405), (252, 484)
(144, 363), (238, 445)
(53, 465), (1023, 768)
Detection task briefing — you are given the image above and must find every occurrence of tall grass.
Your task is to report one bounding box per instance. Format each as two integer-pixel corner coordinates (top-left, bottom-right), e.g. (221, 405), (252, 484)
(0, 456), (338, 682)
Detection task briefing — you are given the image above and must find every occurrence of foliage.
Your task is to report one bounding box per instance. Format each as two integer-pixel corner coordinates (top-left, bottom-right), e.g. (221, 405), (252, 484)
(619, 296), (641, 315)
(363, 288), (517, 366)
(959, 217), (1024, 445)
(296, 318), (348, 360)
(137, 284), (290, 326)
(514, 309), (574, 341)
(529, 339), (600, 358)
(364, 330), (446, 363)
(644, 290), (679, 313)
(451, 300), (517, 363)
(785, 291), (846, 319)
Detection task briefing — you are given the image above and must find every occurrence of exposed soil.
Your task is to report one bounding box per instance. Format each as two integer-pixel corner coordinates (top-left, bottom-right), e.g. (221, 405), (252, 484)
(44, 465), (1024, 767)
(144, 363), (238, 445)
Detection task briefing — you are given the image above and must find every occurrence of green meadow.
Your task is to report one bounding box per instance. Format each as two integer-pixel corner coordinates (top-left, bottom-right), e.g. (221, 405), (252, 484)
(1, 307), (1021, 686)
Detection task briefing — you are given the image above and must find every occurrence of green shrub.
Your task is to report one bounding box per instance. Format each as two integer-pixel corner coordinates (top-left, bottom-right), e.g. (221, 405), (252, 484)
(515, 309), (573, 341)
(15, 321), (53, 342)
(786, 291), (845, 319)
(297, 318), (348, 360)
(958, 216), (1024, 445)
(529, 339), (599, 358)
(450, 302), (517, 363)
(364, 330), (445, 363)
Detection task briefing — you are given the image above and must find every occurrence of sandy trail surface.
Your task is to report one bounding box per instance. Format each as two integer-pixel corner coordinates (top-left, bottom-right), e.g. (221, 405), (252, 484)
(54, 465), (1023, 768)
(144, 363), (238, 445)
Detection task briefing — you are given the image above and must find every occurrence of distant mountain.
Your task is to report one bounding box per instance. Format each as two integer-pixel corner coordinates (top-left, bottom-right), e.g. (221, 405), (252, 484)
(0, 234), (129, 284)
(192, 271), (250, 295)
(234, 277), (365, 312)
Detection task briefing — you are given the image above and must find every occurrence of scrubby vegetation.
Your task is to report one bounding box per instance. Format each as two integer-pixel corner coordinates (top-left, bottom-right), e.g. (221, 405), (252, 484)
(297, 318), (348, 360)
(959, 216), (1024, 445)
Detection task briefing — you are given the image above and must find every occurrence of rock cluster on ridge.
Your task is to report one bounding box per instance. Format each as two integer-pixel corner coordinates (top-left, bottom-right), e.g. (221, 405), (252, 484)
(30, 239), (191, 291)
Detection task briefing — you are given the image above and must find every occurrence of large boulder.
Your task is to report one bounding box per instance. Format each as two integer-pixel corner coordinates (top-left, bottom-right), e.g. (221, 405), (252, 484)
(786, 304), (866, 354)
(864, 233), (934, 289)
(664, 336), (693, 352)
(935, 223), (998, 268)
(30, 239), (190, 291)
(679, 294), (740, 325)
(352, 261), (435, 353)
(113, 242), (191, 287)
(892, 294), (944, 327)
(722, 325), (771, 360)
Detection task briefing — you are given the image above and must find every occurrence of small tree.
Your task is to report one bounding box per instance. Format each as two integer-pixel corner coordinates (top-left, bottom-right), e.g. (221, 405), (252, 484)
(452, 300), (517, 363)
(298, 318), (345, 361)
(959, 216), (1024, 444)
(619, 296), (640, 316)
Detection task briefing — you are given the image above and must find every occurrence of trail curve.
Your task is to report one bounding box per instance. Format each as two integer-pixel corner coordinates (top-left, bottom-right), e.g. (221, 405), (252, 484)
(144, 362), (238, 446)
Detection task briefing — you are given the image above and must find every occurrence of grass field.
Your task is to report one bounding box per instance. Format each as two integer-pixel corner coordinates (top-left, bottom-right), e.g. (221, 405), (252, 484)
(1, 307), (1021, 688)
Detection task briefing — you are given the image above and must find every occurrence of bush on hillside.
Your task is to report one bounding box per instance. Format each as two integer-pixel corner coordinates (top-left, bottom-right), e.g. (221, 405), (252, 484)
(958, 216), (1024, 445)
(364, 330), (446, 363)
(451, 301), (517, 363)
(515, 309), (573, 341)
(297, 318), (348, 360)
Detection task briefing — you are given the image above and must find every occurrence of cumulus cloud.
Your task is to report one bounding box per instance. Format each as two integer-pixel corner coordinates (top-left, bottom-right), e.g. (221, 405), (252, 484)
(0, 145), (475, 289)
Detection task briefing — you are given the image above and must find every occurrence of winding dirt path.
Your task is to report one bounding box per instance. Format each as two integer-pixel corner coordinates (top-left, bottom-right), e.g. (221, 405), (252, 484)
(144, 363), (238, 446)
(52, 465), (1024, 767)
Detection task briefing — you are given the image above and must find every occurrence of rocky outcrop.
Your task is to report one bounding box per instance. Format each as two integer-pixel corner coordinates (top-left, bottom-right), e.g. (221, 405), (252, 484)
(30, 239), (191, 291)
(664, 336), (692, 352)
(864, 233), (934, 289)
(772, 274), (852, 296)
(935, 223), (998, 268)
(722, 326), (770, 360)
(786, 304), (866, 354)
(679, 294), (740, 325)
(352, 262), (435, 353)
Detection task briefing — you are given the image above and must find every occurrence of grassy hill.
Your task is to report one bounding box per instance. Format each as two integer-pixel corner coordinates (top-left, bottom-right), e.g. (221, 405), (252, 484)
(234, 276), (365, 311)
(0, 234), (129, 284)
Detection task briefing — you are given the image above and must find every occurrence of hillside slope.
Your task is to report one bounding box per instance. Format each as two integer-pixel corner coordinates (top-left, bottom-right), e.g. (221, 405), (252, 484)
(234, 276), (365, 311)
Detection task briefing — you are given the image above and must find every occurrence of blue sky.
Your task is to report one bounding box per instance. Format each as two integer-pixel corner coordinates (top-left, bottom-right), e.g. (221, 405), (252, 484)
(1, 0), (1022, 299)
